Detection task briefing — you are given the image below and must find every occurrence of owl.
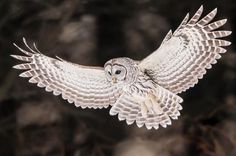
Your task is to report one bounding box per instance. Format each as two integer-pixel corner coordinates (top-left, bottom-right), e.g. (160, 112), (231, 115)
(11, 6), (231, 129)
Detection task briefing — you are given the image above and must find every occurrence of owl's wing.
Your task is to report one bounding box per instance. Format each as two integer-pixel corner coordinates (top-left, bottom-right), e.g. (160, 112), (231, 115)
(11, 38), (122, 109)
(109, 85), (183, 130)
(139, 6), (231, 94)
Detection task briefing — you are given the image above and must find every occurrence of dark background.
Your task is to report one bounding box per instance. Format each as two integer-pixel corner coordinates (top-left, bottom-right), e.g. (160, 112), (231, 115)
(0, 0), (236, 156)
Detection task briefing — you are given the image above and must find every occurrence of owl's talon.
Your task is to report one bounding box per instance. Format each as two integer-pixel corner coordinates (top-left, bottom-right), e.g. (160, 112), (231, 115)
(140, 92), (163, 118)
(148, 93), (163, 115)
(145, 99), (153, 111)
(141, 102), (148, 118)
(152, 103), (163, 115)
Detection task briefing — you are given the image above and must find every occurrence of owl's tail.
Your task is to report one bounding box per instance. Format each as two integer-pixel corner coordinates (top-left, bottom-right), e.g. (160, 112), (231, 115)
(109, 85), (183, 130)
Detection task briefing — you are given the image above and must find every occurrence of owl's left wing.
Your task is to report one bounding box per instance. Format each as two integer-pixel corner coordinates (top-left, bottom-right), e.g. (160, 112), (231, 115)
(139, 6), (231, 94)
(11, 38), (122, 108)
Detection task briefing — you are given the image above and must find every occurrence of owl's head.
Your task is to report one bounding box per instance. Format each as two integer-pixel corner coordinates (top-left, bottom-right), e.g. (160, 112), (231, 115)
(104, 57), (138, 85)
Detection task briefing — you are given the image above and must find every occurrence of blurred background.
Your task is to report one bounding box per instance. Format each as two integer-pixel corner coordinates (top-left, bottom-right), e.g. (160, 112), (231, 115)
(0, 0), (236, 156)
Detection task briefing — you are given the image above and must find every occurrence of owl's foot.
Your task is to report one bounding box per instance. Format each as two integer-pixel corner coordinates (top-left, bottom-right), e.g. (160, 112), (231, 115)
(140, 92), (163, 118)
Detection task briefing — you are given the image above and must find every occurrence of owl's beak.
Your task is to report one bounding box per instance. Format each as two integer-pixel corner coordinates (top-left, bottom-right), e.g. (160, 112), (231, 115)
(112, 76), (117, 83)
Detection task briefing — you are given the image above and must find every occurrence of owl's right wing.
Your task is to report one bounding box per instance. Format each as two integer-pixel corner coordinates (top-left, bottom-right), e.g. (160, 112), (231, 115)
(139, 6), (231, 94)
(11, 38), (122, 109)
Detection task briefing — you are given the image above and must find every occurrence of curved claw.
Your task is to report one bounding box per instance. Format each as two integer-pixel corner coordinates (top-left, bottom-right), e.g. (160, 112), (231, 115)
(148, 93), (163, 115)
(139, 92), (163, 118)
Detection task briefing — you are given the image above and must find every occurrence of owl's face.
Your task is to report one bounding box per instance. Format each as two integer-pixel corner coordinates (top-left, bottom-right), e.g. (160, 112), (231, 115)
(104, 57), (138, 85)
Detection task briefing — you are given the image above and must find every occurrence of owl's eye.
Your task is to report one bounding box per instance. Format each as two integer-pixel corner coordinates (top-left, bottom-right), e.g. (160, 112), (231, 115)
(108, 71), (112, 75)
(115, 70), (121, 75)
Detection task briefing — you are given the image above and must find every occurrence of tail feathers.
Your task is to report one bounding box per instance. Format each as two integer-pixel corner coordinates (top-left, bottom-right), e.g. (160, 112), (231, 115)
(109, 85), (183, 130)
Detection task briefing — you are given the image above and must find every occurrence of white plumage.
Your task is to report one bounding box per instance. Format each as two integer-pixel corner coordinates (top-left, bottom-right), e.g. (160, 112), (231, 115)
(12, 6), (231, 130)
(139, 6), (231, 94)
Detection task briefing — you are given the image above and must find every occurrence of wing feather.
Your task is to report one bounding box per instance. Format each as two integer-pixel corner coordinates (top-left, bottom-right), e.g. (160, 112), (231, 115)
(12, 38), (122, 108)
(197, 8), (217, 25)
(161, 30), (173, 45)
(139, 6), (231, 94)
(188, 5), (203, 24)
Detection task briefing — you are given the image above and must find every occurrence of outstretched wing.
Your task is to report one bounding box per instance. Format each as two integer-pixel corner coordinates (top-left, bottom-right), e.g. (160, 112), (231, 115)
(109, 85), (183, 130)
(139, 6), (231, 94)
(11, 38), (122, 109)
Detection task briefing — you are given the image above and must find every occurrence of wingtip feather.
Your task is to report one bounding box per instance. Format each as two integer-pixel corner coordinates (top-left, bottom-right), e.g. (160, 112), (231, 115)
(12, 64), (22, 69)
(199, 5), (204, 11)
(226, 41), (232, 46)
(227, 31), (232, 35)
(213, 7), (218, 13)
(222, 18), (228, 24)
(10, 54), (17, 58)
(19, 72), (29, 77)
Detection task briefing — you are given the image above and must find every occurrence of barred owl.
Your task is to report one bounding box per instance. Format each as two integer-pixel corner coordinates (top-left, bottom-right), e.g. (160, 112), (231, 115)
(11, 6), (231, 129)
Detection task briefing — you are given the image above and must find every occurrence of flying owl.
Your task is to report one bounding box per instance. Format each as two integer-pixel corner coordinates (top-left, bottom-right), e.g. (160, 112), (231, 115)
(11, 6), (231, 129)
